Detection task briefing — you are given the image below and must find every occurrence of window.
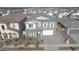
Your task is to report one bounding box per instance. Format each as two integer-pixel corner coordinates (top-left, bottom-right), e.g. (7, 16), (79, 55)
(3, 33), (7, 39)
(8, 33), (12, 39)
(50, 22), (54, 28)
(27, 23), (36, 29)
(29, 24), (33, 28)
(13, 33), (16, 36)
(1, 25), (5, 30)
(13, 33), (17, 38)
(43, 22), (48, 28)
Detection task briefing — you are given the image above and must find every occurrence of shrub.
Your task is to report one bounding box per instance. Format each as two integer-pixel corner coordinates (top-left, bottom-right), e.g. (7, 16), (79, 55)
(0, 41), (3, 48)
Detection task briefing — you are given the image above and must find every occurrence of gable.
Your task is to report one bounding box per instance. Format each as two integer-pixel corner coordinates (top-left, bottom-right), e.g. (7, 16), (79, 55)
(36, 16), (49, 20)
(25, 20), (41, 24)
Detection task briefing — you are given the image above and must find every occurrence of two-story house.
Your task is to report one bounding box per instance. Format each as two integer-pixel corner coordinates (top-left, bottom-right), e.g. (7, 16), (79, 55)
(23, 13), (57, 38)
(0, 13), (29, 40)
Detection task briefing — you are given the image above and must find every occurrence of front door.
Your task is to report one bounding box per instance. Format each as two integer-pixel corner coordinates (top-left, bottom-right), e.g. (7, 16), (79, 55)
(37, 32), (41, 38)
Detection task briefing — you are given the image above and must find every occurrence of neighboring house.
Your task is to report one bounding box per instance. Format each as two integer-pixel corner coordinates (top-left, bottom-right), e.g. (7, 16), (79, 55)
(0, 13), (29, 40)
(23, 13), (57, 38)
(0, 10), (11, 16)
(58, 17), (79, 34)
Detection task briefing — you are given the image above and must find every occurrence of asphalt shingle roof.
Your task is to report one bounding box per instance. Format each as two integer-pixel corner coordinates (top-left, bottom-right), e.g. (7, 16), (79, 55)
(58, 17), (79, 28)
(26, 12), (56, 22)
(0, 13), (31, 23)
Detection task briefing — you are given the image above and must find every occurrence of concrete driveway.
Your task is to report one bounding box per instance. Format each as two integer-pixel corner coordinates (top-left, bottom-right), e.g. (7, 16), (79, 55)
(42, 32), (65, 44)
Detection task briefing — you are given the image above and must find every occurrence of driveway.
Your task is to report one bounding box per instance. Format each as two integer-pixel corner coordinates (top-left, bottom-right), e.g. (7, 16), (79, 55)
(42, 32), (65, 44)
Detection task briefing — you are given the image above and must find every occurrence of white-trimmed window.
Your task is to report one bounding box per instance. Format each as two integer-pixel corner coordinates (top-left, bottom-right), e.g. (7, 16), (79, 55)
(1, 25), (6, 30)
(27, 23), (36, 29)
(3, 33), (8, 39)
(43, 22), (48, 28)
(8, 33), (12, 39)
(13, 33), (17, 38)
(29, 24), (33, 28)
(50, 22), (55, 28)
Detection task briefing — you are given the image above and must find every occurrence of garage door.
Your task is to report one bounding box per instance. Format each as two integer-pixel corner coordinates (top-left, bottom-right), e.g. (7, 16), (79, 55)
(43, 30), (54, 35)
(70, 30), (79, 34)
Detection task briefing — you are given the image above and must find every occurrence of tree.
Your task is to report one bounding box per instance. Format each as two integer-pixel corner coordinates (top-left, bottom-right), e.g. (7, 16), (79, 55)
(0, 39), (3, 48)
(0, 13), (2, 16)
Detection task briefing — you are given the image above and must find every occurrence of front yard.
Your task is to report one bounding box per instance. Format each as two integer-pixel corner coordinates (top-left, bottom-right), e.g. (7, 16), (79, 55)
(0, 37), (43, 49)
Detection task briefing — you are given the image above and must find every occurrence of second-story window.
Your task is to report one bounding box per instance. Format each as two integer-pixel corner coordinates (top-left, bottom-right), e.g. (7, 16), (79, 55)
(1, 25), (5, 30)
(43, 22), (48, 28)
(50, 22), (55, 28)
(29, 24), (33, 28)
(27, 22), (36, 29)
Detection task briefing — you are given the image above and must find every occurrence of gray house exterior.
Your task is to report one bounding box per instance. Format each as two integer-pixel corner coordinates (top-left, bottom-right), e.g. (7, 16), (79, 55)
(23, 13), (57, 38)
